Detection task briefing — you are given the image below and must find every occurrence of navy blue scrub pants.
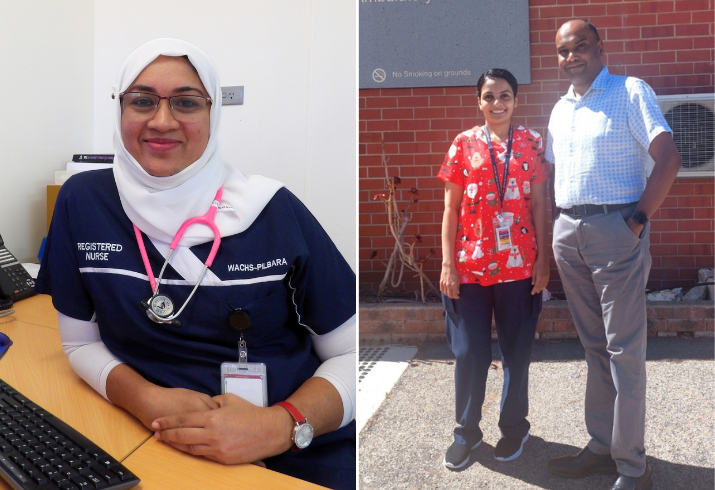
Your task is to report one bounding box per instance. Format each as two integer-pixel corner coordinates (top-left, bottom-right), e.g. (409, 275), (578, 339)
(443, 278), (541, 448)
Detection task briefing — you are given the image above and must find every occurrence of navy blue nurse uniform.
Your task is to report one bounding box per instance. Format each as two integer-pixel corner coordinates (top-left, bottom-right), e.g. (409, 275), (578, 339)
(36, 169), (356, 490)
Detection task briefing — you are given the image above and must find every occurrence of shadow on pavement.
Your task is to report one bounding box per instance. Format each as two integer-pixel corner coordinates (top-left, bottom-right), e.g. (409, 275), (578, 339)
(452, 436), (714, 490)
(419, 337), (714, 363)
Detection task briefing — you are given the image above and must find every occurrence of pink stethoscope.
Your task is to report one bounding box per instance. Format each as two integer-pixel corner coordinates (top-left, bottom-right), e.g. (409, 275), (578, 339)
(134, 187), (223, 328)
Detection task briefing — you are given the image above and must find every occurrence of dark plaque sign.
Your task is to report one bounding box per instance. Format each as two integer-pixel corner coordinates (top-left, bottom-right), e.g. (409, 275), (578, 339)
(359, 0), (531, 89)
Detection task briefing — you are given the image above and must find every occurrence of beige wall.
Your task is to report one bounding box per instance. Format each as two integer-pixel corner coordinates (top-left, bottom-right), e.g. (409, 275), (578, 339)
(0, 0), (95, 262)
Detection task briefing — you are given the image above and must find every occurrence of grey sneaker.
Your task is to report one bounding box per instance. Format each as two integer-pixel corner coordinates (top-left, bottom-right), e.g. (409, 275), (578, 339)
(494, 432), (529, 462)
(443, 440), (482, 469)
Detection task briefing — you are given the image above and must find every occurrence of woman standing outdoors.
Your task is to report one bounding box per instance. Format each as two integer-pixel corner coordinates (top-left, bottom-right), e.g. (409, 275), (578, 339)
(438, 69), (549, 469)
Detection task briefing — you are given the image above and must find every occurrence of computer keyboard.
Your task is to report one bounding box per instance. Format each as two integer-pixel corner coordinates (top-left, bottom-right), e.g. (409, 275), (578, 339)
(0, 378), (139, 490)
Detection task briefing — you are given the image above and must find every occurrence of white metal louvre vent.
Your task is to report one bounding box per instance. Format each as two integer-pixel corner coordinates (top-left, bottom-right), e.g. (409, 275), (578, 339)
(657, 93), (715, 177)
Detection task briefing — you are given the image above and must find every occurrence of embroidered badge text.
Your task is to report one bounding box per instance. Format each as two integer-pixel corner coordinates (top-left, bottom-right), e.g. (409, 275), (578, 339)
(78, 242), (123, 261)
(227, 258), (288, 272)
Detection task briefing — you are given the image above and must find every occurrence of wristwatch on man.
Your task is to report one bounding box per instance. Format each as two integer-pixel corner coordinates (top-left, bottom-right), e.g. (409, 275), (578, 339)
(274, 401), (314, 450)
(630, 210), (648, 226)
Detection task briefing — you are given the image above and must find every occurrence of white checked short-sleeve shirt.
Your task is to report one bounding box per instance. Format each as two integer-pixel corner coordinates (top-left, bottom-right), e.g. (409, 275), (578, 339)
(545, 67), (671, 208)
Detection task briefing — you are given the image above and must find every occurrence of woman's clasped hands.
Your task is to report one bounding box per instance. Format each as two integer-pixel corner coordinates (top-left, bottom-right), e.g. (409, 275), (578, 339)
(151, 393), (294, 466)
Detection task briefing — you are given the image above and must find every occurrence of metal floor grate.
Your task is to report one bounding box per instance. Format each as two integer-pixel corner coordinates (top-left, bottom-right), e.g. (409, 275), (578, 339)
(357, 345), (417, 432)
(359, 346), (391, 384)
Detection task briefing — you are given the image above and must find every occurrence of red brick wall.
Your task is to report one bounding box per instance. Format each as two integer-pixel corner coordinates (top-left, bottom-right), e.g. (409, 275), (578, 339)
(359, 0), (715, 295)
(359, 301), (715, 344)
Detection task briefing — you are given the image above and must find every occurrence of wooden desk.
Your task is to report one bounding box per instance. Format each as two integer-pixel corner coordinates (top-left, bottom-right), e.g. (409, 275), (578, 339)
(8, 294), (57, 330)
(0, 306), (149, 461)
(126, 437), (323, 490)
(0, 296), (326, 489)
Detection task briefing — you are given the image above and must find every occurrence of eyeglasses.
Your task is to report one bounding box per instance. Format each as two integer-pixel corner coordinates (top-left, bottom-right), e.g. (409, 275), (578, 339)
(0, 332), (12, 360)
(119, 92), (212, 121)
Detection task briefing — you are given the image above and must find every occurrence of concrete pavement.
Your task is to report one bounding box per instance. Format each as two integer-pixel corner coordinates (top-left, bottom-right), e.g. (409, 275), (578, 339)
(358, 337), (714, 489)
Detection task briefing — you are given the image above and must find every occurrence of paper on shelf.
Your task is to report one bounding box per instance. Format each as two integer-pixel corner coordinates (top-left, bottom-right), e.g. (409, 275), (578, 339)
(55, 162), (113, 184)
(66, 162), (113, 172)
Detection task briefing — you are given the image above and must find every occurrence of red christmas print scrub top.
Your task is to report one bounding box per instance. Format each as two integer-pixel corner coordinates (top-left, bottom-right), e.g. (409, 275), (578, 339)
(438, 125), (547, 286)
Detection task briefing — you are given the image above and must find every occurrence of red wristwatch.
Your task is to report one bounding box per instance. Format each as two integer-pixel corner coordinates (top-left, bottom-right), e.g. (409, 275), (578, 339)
(274, 401), (314, 450)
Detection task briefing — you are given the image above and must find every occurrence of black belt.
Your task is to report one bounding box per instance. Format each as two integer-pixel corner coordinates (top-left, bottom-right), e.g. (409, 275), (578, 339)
(560, 202), (636, 218)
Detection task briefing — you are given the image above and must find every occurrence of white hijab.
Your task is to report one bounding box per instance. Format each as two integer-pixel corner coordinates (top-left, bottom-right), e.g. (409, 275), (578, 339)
(112, 38), (283, 246)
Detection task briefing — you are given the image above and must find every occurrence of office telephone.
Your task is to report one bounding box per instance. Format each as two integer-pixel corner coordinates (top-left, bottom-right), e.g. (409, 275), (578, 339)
(0, 233), (35, 305)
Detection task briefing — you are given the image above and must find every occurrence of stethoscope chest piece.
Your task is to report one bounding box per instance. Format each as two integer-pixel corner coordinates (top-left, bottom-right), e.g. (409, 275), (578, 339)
(134, 186), (224, 330)
(150, 295), (174, 318)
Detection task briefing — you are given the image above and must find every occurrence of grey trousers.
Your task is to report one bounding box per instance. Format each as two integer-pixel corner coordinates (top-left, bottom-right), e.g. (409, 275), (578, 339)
(552, 203), (651, 477)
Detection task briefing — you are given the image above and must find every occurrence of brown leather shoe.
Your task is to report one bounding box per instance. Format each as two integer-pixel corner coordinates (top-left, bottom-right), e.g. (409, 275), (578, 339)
(610, 464), (653, 490)
(548, 447), (618, 478)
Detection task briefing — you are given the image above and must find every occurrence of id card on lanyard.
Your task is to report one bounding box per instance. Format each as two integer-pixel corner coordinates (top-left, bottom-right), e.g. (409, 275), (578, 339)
(485, 125), (514, 252)
(494, 223), (512, 251)
(221, 362), (268, 407)
(220, 310), (268, 407)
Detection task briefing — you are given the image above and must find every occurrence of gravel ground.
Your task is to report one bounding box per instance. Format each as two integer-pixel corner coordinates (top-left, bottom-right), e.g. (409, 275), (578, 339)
(359, 338), (714, 490)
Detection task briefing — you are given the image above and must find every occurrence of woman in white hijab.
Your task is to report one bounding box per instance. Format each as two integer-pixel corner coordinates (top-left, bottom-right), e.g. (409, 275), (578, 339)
(37, 39), (356, 489)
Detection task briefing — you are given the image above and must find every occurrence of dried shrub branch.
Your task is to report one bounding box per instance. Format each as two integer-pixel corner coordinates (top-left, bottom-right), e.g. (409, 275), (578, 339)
(371, 142), (439, 303)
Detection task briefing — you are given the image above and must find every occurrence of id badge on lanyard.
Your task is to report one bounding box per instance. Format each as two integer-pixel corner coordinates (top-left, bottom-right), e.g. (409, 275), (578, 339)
(221, 361), (268, 407)
(493, 216), (513, 251)
(220, 309), (268, 407)
(485, 125), (514, 252)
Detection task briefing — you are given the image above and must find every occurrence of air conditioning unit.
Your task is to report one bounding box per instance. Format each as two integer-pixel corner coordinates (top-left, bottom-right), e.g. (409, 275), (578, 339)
(657, 93), (714, 178)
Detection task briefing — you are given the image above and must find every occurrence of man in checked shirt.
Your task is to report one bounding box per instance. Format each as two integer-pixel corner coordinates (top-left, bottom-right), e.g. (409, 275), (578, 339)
(544, 19), (681, 490)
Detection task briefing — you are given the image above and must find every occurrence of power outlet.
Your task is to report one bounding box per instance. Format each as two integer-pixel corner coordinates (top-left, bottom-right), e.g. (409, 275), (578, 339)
(221, 86), (244, 106)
